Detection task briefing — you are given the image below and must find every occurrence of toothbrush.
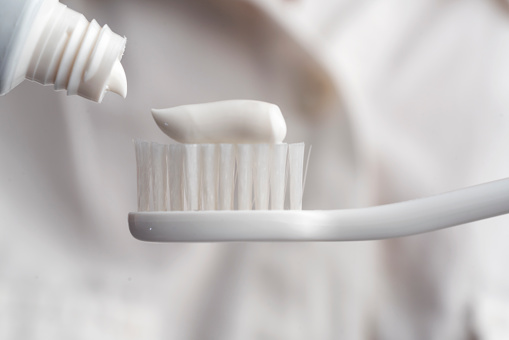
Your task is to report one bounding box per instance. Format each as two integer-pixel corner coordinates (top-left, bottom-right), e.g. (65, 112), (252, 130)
(129, 177), (509, 242)
(129, 101), (509, 242)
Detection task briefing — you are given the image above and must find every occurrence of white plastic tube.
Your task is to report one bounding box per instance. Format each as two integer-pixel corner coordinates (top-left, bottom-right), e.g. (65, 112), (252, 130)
(0, 0), (127, 102)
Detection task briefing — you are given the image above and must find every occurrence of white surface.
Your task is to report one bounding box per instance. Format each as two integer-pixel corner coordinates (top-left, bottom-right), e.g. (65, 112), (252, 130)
(151, 100), (287, 143)
(0, 0), (44, 94)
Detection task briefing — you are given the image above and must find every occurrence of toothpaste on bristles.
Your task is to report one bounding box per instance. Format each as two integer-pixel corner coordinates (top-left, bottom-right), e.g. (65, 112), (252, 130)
(135, 100), (307, 211)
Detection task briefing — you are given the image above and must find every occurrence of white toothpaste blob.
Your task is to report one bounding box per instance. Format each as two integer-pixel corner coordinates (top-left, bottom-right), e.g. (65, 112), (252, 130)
(151, 100), (287, 144)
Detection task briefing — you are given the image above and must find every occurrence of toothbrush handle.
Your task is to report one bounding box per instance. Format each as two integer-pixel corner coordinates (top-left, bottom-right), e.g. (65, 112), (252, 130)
(323, 177), (509, 240)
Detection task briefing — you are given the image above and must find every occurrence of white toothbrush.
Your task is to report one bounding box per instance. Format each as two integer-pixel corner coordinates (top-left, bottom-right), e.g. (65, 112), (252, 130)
(129, 177), (509, 242)
(129, 141), (509, 242)
(129, 101), (509, 242)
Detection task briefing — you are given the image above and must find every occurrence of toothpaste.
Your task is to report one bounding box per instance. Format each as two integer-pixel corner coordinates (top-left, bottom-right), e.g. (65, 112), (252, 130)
(151, 100), (287, 144)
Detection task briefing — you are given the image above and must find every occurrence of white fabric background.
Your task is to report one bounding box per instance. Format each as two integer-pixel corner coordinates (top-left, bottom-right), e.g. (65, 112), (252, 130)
(1, 0), (509, 339)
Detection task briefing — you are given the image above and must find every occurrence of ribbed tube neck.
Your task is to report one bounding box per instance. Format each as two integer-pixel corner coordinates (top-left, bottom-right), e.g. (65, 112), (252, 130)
(22, 0), (126, 102)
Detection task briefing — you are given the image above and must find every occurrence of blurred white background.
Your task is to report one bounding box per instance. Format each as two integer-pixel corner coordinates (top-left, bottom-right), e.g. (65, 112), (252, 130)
(1, 0), (509, 338)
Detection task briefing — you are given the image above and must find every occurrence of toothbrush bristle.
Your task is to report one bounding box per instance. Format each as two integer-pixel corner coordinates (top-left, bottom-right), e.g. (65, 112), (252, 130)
(134, 140), (306, 211)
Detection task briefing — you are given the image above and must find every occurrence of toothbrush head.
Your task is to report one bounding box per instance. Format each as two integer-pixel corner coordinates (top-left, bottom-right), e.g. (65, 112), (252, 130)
(134, 139), (308, 212)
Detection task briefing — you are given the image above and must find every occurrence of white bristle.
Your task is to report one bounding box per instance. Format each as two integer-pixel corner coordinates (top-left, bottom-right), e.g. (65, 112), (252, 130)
(270, 143), (288, 210)
(184, 144), (200, 211)
(135, 139), (152, 211)
(237, 144), (254, 210)
(288, 143), (305, 210)
(253, 144), (270, 210)
(151, 143), (168, 211)
(200, 144), (218, 210)
(134, 141), (306, 212)
(168, 144), (184, 211)
(218, 144), (235, 210)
